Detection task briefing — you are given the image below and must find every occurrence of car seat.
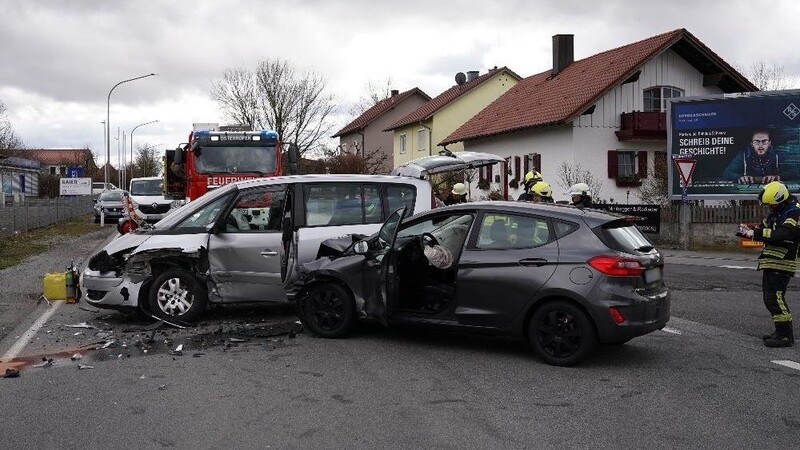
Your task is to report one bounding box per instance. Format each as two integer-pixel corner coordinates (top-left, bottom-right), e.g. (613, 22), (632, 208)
(487, 220), (509, 248)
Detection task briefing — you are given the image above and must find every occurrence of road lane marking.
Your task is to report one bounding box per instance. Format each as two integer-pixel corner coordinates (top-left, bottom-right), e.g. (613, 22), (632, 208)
(772, 360), (800, 371)
(719, 265), (756, 270)
(662, 327), (682, 335)
(1, 301), (62, 361)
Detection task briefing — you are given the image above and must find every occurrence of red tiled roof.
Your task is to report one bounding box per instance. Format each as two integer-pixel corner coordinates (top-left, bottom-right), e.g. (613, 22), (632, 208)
(20, 148), (93, 165)
(384, 67), (523, 131)
(441, 29), (757, 145)
(333, 88), (431, 137)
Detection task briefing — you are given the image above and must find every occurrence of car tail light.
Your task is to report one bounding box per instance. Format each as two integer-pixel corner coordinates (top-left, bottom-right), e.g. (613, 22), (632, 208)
(609, 307), (625, 324)
(588, 256), (645, 277)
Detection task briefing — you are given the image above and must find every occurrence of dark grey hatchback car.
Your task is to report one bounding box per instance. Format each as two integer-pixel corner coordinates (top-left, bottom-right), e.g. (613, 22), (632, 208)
(292, 201), (670, 366)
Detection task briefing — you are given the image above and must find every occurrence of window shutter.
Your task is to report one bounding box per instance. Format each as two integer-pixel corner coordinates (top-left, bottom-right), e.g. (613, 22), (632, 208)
(608, 151), (618, 178)
(637, 151), (648, 178)
(488, 164), (494, 182)
(533, 154), (541, 173)
(514, 156), (521, 179)
(523, 155), (529, 174)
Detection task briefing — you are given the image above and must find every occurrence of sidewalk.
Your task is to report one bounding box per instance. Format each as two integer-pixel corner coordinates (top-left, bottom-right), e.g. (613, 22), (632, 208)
(0, 226), (118, 343)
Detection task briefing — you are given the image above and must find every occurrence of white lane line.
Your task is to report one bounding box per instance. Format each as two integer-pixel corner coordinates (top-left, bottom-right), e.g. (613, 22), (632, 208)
(772, 360), (800, 371)
(662, 327), (682, 335)
(1, 301), (62, 361)
(719, 265), (756, 270)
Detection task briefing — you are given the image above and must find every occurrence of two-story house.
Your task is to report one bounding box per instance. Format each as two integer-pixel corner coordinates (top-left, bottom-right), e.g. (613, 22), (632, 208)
(333, 88), (431, 174)
(441, 29), (757, 202)
(22, 148), (97, 177)
(385, 67), (522, 168)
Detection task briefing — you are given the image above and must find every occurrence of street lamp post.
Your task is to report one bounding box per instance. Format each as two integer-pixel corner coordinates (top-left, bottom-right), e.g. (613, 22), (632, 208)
(105, 73), (157, 188)
(130, 120), (159, 180)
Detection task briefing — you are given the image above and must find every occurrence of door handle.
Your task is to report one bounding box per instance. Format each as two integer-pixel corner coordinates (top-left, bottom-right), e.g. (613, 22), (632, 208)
(260, 250), (278, 257)
(518, 258), (547, 267)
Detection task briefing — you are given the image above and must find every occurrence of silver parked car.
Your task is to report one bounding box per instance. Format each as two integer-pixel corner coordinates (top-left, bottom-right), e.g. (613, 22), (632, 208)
(93, 190), (127, 223)
(292, 202), (670, 366)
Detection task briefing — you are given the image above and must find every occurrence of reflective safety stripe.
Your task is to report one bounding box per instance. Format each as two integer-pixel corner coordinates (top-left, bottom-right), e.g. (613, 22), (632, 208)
(774, 291), (793, 322)
(784, 218), (798, 227)
(758, 260), (799, 272)
(763, 228), (773, 238)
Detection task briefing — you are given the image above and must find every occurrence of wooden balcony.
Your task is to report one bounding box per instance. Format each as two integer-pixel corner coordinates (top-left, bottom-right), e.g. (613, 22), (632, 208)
(615, 111), (667, 141)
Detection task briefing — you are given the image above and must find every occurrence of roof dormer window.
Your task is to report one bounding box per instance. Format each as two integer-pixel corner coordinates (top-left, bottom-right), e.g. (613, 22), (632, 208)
(643, 86), (683, 112)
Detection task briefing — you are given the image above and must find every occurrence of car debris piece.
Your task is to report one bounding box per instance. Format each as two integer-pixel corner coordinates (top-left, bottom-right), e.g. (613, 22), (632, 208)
(100, 340), (116, 349)
(77, 364), (95, 370)
(33, 359), (54, 368)
(192, 352), (205, 357)
(4, 368), (20, 378)
(228, 337), (247, 343)
(70, 353), (83, 361)
(74, 332), (84, 336)
(37, 295), (52, 307)
(158, 384), (167, 391)
(64, 322), (95, 329)
(169, 344), (184, 356)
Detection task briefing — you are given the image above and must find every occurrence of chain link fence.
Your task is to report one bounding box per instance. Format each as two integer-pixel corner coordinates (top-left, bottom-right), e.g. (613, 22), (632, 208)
(0, 197), (94, 235)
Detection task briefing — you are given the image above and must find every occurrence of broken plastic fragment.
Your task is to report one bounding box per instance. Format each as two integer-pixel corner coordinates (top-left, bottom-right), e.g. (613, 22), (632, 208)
(100, 340), (116, 349)
(169, 344), (184, 356)
(70, 353), (82, 361)
(229, 338), (247, 343)
(73, 332), (84, 336)
(158, 384), (167, 391)
(77, 364), (95, 370)
(33, 359), (54, 368)
(64, 322), (95, 329)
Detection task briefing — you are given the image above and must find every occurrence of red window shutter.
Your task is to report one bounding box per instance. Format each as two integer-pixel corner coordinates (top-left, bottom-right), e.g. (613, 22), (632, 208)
(608, 151), (618, 178)
(533, 154), (541, 173)
(488, 164), (494, 182)
(637, 151), (648, 178)
(514, 156), (521, 179)
(523, 155), (529, 174)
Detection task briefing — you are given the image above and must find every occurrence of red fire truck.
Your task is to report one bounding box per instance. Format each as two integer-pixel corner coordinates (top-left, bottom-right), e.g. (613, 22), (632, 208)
(164, 124), (286, 201)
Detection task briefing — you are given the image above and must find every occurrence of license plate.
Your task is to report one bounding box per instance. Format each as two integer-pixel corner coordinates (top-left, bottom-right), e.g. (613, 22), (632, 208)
(644, 267), (662, 284)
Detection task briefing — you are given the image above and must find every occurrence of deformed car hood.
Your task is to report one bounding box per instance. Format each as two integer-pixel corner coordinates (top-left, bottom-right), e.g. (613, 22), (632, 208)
(102, 232), (153, 256)
(101, 231), (208, 257)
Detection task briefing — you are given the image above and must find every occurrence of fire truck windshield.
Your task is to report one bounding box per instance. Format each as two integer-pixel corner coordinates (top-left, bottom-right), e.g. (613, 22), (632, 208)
(194, 145), (278, 175)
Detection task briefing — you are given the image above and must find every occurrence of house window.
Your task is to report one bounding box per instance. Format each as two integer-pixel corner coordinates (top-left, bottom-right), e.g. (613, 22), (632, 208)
(59, 166), (67, 175)
(607, 150), (648, 185)
(50, 167), (56, 175)
(417, 129), (428, 151)
(399, 134), (407, 154)
(643, 86), (684, 112)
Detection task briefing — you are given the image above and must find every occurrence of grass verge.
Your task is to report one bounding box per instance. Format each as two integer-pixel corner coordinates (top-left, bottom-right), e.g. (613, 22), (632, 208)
(0, 215), (102, 269)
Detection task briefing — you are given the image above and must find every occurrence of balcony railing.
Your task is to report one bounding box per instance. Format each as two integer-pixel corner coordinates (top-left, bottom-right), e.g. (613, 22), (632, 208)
(615, 111), (667, 141)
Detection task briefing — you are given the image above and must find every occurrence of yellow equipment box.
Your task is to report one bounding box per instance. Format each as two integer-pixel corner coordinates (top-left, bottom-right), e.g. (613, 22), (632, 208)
(43, 273), (67, 300)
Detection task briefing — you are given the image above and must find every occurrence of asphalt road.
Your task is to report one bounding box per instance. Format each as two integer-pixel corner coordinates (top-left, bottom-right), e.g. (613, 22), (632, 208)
(1, 242), (800, 448)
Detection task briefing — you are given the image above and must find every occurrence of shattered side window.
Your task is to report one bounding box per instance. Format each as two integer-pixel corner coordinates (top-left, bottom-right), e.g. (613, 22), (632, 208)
(175, 194), (231, 229)
(222, 185), (286, 233)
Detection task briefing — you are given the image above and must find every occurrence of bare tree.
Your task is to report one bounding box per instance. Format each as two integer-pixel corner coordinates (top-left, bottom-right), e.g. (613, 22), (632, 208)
(211, 58), (337, 158)
(638, 153), (670, 206)
(349, 77), (394, 116)
(0, 100), (23, 152)
(132, 144), (161, 177)
(739, 61), (797, 91)
(323, 145), (388, 175)
(555, 161), (604, 198)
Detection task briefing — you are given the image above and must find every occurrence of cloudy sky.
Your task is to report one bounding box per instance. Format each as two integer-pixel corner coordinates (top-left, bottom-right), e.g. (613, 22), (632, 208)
(2, 0), (799, 168)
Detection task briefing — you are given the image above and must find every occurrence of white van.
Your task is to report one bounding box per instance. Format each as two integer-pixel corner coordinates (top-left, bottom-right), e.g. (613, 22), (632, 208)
(129, 176), (178, 222)
(81, 152), (503, 322)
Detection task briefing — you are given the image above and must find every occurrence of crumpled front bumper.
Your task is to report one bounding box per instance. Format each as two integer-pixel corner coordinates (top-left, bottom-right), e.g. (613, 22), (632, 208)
(80, 268), (144, 311)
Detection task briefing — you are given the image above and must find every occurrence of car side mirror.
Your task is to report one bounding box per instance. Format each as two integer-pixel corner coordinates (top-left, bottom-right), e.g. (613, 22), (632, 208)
(353, 241), (369, 255)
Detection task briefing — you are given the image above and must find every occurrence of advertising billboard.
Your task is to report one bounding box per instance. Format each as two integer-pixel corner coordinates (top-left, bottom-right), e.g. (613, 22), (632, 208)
(59, 177), (92, 196)
(668, 90), (800, 200)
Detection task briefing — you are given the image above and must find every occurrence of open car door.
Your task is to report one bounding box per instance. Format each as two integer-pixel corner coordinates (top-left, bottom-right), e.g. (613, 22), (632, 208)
(280, 185), (298, 289)
(366, 206), (406, 326)
(392, 151), (505, 179)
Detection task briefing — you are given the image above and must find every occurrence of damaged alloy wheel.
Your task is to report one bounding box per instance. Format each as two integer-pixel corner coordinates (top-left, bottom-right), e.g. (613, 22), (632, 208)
(301, 282), (356, 338)
(148, 268), (207, 323)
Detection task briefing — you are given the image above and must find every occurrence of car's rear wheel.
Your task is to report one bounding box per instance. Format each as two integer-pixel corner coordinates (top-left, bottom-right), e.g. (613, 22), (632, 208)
(148, 268), (207, 323)
(528, 300), (597, 366)
(300, 282), (356, 338)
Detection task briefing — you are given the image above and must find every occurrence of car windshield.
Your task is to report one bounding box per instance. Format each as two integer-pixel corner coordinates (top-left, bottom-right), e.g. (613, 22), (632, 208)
(130, 179), (163, 196)
(194, 145), (277, 175)
(98, 191), (125, 201)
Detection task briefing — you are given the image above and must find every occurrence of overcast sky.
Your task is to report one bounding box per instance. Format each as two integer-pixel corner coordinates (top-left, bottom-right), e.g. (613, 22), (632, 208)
(2, 0), (799, 168)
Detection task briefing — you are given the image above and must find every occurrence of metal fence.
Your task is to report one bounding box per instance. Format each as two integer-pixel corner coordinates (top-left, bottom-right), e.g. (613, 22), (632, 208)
(0, 197), (94, 235)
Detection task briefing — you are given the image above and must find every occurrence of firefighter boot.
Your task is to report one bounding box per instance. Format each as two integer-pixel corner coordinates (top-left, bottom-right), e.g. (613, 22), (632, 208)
(764, 322), (794, 348)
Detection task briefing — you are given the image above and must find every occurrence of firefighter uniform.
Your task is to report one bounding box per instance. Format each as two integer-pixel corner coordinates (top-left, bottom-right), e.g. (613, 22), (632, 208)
(751, 182), (798, 347)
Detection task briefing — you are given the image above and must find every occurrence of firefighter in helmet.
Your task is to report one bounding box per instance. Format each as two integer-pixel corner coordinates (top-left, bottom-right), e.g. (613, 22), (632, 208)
(739, 181), (799, 347)
(517, 170), (544, 202)
(531, 181), (554, 203)
(568, 182), (592, 208)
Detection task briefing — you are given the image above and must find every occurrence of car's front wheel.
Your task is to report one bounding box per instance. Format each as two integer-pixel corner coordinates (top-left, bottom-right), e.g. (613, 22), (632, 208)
(300, 282), (356, 338)
(148, 268), (207, 323)
(528, 300), (597, 366)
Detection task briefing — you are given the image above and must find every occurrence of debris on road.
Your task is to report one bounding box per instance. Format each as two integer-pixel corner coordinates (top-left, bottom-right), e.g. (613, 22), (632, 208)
(64, 322), (95, 329)
(33, 358), (54, 368)
(77, 364), (94, 370)
(4, 368), (20, 378)
(70, 353), (82, 361)
(229, 337), (247, 343)
(169, 344), (184, 356)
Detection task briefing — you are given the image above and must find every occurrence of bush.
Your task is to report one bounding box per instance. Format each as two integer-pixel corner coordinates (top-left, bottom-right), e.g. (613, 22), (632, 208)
(478, 179), (490, 190)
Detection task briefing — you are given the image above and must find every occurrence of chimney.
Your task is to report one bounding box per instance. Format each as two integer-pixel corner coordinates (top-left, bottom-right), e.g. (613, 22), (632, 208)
(466, 70), (479, 82)
(390, 89), (399, 97)
(552, 34), (574, 76)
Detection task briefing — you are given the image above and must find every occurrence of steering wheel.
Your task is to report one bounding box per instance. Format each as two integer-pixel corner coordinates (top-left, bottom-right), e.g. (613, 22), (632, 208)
(420, 232), (439, 247)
